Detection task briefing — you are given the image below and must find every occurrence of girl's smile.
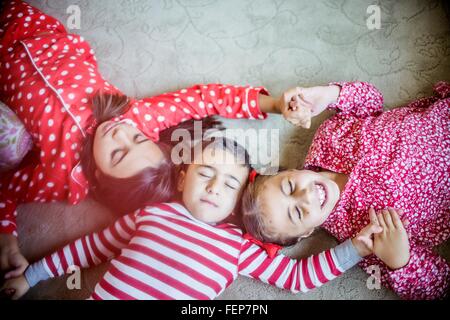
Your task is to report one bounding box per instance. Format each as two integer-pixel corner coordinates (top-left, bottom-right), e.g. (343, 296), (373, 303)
(258, 169), (342, 239)
(314, 182), (327, 208)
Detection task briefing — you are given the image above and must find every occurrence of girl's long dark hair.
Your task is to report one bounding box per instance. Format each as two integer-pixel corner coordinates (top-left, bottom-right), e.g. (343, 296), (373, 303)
(81, 92), (221, 215)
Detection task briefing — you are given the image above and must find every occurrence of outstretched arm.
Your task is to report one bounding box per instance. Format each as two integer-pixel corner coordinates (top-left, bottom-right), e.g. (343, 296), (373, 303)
(238, 239), (359, 293)
(238, 220), (381, 293)
(0, 211), (139, 299)
(128, 84), (271, 140)
(327, 81), (384, 117)
(287, 82), (384, 125)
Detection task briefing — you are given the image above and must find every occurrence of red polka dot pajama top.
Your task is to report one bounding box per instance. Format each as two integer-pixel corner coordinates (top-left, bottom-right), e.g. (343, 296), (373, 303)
(0, 0), (268, 237)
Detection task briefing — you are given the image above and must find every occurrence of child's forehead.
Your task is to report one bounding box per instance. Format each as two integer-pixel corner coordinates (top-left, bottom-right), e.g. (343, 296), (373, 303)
(193, 144), (246, 167)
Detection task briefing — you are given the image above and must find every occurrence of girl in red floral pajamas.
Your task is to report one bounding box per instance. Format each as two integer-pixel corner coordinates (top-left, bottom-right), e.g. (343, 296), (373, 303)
(242, 81), (450, 299)
(0, 0), (307, 280)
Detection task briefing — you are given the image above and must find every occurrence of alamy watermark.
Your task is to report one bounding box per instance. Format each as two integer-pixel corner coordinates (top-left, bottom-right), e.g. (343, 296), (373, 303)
(169, 121), (280, 174)
(66, 5), (81, 30)
(66, 265), (81, 290)
(366, 265), (381, 290)
(366, 5), (381, 30)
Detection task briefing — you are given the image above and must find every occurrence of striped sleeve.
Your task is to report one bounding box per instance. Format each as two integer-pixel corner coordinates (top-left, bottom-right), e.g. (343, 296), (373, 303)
(39, 212), (138, 279)
(237, 239), (361, 294)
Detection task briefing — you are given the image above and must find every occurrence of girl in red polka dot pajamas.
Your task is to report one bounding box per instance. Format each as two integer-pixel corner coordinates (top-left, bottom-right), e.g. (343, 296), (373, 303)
(0, 0), (308, 279)
(242, 81), (450, 299)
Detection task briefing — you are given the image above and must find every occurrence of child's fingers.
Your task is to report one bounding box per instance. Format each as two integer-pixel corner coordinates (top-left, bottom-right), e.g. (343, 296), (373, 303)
(402, 218), (410, 228)
(288, 101), (297, 111)
(301, 117), (311, 129)
(4, 268), (22, 280)
(363, 223), (383, 238)
(12, 289), (22, 300)
(388, 208), (402, 229)
(369, 207), (379, 226)
(376, 211), (387, 230)
(1, 255), (9, 271)
(383, 209), (394, 229)
(356, 236), (373, 251)
(297, 90), (312, 105)
(0, 287), (14, 299)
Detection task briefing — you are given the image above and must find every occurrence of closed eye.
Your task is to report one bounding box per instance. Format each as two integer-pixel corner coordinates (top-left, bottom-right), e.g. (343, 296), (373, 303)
(198, 169), (214, 179)
(134, 134), (148, 144)
(288, 180), (294, 194)
(295, 206), (303, 220)
(282, 179), (295, 195)
(111, 149), (126, 166)
(225, 182), (237, 190)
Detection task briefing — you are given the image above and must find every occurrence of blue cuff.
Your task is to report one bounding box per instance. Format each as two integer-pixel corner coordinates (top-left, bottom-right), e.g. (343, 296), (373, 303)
(333, 239), (362, 271)
(24, 260), (50, 287)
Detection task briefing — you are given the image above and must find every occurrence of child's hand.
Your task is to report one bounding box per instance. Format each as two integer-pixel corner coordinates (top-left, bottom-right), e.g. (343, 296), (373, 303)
(0, 234), (29, 279)
(277, 87), (313, 128)
(373, 208), (410, 270)
(351, 208), (383, 257)
(277, 85), (340, 128)
(0, 275), (30, 300)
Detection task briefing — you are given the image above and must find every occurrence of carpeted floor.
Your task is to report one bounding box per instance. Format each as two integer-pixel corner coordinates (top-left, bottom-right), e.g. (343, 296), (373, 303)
(14, 0), (450, 299)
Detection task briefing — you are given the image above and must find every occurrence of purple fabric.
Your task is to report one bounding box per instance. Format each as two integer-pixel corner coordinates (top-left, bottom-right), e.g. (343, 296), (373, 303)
(0, 101), (33, 172)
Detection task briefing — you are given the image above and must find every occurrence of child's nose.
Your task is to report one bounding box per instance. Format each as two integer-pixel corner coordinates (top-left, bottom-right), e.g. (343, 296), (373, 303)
(295, 185), (313, 205)
(206, 180), (220, 195)
(112, 127), (132, 146)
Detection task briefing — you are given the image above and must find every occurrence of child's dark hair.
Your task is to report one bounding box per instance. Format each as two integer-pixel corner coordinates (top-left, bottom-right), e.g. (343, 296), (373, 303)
(241, 170), (300, 246)
(81, 92), (221, 215)
(186, 137), (252, 170)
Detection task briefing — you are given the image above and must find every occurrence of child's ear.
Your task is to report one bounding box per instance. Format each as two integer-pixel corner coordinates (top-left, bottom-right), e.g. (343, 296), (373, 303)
(177, 170), (186, 192)
(300, 228), (314, 239)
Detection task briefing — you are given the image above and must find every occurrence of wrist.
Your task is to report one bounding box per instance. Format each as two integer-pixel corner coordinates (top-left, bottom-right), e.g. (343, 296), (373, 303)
(351, 237), (369, 257)
(258, 94), (280, 114)
(325, 85), (340, 106)
(0, 233), (18, 248)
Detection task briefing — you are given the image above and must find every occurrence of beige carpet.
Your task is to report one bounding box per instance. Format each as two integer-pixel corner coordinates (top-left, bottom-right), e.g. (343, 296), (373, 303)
(13, 0), (450, 299)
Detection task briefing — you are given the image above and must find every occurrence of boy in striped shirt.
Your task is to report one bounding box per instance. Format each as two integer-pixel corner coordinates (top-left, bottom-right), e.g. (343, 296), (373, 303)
(1, 137), (402, 299)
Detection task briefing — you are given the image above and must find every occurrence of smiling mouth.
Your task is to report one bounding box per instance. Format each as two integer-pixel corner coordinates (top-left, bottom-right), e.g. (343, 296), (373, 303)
(315, 183), (327, 208)
(200, 199), (218, 208)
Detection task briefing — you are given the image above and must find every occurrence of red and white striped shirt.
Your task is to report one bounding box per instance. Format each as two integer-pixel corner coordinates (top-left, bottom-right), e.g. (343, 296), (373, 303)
(28, 202), (361, 300)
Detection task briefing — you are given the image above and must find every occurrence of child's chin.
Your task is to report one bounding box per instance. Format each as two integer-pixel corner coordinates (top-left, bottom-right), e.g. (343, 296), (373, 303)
(192, 210), (219, 224)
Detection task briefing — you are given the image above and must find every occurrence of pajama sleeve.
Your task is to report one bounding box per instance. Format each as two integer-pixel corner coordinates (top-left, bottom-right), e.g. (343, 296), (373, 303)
(0, 160), (72, 236)
(127, 84), (269, 139)
(0, 165), (37, 236)
(327, 81), (384, 118)
(0, 176), (18, 236)
(24, 212), (138, 287)
(238, 238), (362, 293)
(361, 245), (450, 300)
